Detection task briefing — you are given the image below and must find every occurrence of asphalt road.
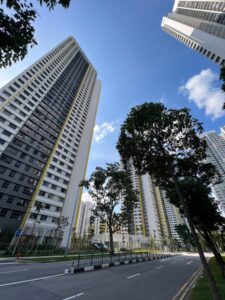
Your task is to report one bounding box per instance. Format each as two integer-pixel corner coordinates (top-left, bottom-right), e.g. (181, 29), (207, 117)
(0, 254), (201, 300)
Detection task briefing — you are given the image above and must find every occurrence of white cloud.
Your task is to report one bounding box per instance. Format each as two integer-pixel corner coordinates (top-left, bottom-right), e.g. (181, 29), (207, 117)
(93, 122), (115, 142)
(81, 191), (94, 204)
(179, 69), (225, 120)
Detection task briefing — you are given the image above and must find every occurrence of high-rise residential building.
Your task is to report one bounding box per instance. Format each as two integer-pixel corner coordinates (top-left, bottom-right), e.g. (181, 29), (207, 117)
(201, 128), (225, 216)
(76, 198), (93, 236)
(0, 36), (101, 247)
(125, 162), (183, 243)
(161, 0), (225, 65)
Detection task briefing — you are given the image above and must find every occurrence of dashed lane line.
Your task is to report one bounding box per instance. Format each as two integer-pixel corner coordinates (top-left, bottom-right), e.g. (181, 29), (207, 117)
(0, 269), (28, 275)
(127, 273), (141, 279)
(156, 266), (164, 269)
(62, 293), (84, 300)
(0, 273), (64, 287)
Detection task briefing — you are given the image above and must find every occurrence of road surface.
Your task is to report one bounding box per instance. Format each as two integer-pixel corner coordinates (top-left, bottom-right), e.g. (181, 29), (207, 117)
(0, 254), (201, 300)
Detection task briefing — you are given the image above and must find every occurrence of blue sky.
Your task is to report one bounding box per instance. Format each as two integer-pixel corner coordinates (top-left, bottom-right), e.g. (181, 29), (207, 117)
(0, 0), (225, 177)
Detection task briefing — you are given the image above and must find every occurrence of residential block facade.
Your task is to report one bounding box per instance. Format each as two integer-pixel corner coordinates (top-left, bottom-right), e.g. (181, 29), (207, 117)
(162, 0), (225, 65)
(0, 37), (101, 247)
(202, 128), (225, 216)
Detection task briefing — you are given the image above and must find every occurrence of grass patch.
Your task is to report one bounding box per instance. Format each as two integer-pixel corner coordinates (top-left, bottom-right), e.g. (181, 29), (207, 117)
(190, 256), (225, 300)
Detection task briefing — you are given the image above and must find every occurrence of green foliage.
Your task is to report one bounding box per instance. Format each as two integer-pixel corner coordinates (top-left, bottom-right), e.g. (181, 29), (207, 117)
(175, 224), (195, 250)
(168, 179), (225, 234)
(0, 0), (71, 68)
(220, 65), (225, 93)
(219, 65), (225, 109)
(80, 162), (138, 253)
(34, 201), (44, 213)
(117, 102), (220, 189)
(117, 102), (225, 290)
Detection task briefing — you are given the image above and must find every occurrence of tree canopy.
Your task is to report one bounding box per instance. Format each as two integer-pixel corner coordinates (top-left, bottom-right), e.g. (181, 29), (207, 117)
(117, 102), (222, 299)
(117, 102), (219, 188)
(219, 65), (225, 109)
(0, 0), (71, 68)
(80, 162), (138, 253)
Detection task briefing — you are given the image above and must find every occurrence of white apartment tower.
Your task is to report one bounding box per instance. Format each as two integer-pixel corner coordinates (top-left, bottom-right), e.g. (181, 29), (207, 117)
(202, 128), (225, 216)
(162, 0), (225, 65)
(125, 162), (183, 243)
(77, 199), (93, 236)
(0, 37), (101, 247)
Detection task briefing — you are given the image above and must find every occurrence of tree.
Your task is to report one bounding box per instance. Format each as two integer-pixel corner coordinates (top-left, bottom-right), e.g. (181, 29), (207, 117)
(175, 224), (195, 251)
(168, 179), (225, 278)
(219, 65), (225, 109)
(50, 215), (69, 252)
(0, 0), (71, 68)
(30, 201), (44, 237)
(117, 102), (222, 299)
(80, 163), (138, 254)
(28, 201), (44, 253)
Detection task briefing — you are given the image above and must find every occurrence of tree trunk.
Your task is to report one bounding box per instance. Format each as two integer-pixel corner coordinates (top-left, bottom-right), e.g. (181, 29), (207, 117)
(109, 226), (114, 254)
(203, 231), (225, 279)
(173, 179), (221, 300)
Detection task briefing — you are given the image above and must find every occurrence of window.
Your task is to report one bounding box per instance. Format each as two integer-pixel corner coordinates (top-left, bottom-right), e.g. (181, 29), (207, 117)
(24, 165), (30, 171)
(9, 171), (15, 178)
(20, 153), (26, 159)
(7, 196), (14, 204)
(3, 90), (10, 97)
(2, 130), (11, 137)
(13, 184), (20, 191)
(19, 175), (25, 182)
(0, 166), (6, 174)
(23, 187), (33, 195)
(10, 211), (22, 219)
(17, 199), (26, 207)
(0, 208), (8, 217)
(8, 123), (17, 130)
(15, 161), (21, 168)
(2, 155), (12, 164)
(0, 138), (5, 145)
(2, 181), (10, 188)
(14, 116), (22, 123)
(38, 191), (46, 199)
(40, 215), (47, 221)
(0, 116), (6, 123)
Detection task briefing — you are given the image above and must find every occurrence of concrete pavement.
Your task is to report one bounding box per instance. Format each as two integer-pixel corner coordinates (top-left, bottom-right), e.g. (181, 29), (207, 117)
(0, 254), (201, 300)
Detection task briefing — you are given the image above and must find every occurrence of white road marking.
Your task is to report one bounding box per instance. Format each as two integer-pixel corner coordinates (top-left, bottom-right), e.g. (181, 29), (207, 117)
(161, 259), (170, 262)
(0, 269), (28, 275)
(63, 293), (84, 300)
(0, 273), (64, 287)
(156, 266), (164, 269)
(0, 262), (18, 265)
(127, 273), (141, 279)
(186, 261), (193, 265)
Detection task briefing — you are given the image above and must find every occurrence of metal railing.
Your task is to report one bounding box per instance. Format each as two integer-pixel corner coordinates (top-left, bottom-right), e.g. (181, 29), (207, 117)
(68, 250), (173, 270)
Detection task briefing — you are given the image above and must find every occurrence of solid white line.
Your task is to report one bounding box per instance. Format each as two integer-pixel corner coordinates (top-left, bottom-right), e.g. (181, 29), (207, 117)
(0, 269), (28, 275)
(0, 273), (64, 287)
(127, 273), (141, 279)
(186, 261), (193, 265)
(156, 266), (164, 269)
(63, 293), (84, 300)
